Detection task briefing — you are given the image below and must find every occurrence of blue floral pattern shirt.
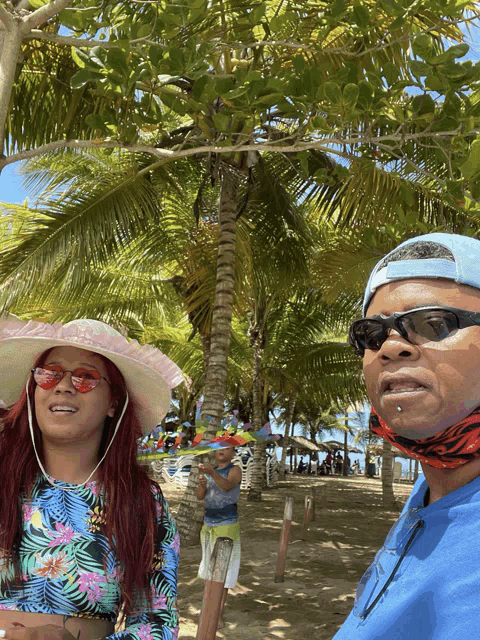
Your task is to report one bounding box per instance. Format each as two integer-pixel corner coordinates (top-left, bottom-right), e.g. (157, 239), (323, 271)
(0, 475), (179, 640)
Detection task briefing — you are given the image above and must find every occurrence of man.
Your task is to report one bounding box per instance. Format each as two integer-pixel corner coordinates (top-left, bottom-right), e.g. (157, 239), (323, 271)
(334, 232), (480, 639)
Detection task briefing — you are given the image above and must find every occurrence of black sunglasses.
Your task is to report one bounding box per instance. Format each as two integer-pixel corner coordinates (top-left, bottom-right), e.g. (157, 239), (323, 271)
(349, 305), (480, 357)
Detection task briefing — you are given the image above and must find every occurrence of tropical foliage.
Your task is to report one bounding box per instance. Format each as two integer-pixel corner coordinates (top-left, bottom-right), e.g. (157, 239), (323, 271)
(2, 0), (480, 537)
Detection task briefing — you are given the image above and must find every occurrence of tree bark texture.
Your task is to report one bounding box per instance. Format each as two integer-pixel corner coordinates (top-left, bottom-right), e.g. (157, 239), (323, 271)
(176, 168), (239, 544)
(248, 317), (267, 501)
(201, 168), (238, 431)
(0, 0), (72, 158)
(413, 458), (419, 483)
(0, 15), (23, 157)
(381, 439), (396, 508)
(279, 394), (296, 477)
(343, 413), (348, 476)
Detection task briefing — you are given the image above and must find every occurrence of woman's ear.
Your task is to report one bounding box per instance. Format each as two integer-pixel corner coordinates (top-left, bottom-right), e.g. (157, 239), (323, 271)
(107, 398), (118, 418)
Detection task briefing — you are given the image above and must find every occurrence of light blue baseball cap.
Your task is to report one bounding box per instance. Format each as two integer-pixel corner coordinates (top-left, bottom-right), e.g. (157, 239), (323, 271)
(363, 232), (480, 314)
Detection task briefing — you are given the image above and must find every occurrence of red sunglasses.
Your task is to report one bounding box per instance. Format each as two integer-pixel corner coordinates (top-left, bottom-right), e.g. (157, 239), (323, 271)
(32, 365), (110, 394)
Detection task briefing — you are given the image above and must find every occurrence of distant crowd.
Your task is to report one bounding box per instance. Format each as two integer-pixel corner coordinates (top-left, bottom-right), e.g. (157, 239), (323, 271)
(293, 452), (361, 476)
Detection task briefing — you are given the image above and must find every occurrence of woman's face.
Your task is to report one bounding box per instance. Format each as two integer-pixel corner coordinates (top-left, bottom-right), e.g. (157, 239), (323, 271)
(363, 278), (480, 439)
(34, 346), (116, 446)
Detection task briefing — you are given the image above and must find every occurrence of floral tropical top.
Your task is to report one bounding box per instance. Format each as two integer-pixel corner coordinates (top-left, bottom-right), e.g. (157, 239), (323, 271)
(0, 474), (179, 640)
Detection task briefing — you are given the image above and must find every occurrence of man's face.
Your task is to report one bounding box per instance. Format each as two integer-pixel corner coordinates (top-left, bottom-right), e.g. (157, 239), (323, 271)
(363, 278), (480, 439)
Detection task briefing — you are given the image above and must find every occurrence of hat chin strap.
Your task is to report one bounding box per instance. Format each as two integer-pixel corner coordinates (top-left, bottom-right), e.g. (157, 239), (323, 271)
(26, 376), (129, 491)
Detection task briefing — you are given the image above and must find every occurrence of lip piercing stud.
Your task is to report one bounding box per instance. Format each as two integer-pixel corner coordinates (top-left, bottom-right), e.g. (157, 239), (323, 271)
(397, 406), (402, 412)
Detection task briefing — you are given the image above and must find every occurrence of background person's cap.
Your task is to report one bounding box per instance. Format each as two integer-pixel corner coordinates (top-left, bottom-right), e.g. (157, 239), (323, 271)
(363, 232), (480, 314)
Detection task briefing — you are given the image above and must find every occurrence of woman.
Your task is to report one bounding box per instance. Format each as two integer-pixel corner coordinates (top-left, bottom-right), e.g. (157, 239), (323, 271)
(196, 445), (241, 629)
(0, 317), (183, 640)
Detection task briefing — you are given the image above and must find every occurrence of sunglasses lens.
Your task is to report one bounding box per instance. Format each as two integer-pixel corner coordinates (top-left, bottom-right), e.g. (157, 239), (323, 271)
(401, 309), (458, 343)
(33, 367), (62, 389)
(33, 367), (102, 393)
(352, 320), (387, 353)
(71, 369), (101, 393)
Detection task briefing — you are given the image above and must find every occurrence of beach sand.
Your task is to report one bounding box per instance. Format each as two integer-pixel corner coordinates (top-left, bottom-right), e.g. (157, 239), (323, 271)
(161, 474), (414, 640)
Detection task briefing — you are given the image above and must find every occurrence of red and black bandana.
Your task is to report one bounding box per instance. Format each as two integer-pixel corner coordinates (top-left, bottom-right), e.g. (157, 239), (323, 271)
(369, 407), (480, 469)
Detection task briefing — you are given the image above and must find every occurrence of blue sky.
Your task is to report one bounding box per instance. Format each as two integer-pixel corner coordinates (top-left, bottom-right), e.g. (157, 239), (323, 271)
(0, 163), (29, 204)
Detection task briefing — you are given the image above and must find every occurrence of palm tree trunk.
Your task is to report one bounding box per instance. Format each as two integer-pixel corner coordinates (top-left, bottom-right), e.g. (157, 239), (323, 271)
(413, 458), (419, 482)
(279, 394), (296, 477)
(342, 411), (348, 476)
(176, 168), (239, 545)
(381, 440), (396, 508)
(248, 320), (267, 501)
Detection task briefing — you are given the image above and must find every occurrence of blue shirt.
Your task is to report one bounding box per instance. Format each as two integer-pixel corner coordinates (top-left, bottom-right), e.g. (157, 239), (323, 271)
(204, 463), (240, 526)
(334, 473), (480, 640)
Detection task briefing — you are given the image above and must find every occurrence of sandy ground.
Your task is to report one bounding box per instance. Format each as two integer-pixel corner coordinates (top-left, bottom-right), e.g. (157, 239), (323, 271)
(160, 474), (414, 640)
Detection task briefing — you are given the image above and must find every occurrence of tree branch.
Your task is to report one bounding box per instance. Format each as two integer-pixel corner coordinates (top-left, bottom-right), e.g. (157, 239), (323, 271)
(22, 0), (73, 32)
(0, 4), (14, 30)
(26, 29), (124, 49)
(2, 129), (477, 186)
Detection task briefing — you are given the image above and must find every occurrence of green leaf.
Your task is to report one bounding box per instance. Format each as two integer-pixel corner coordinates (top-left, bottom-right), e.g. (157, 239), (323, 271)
(383, 62), (399, 85)
(428, 43), (469, 65)
(352, 3), (370, 28)
(343, 83), (359, 108)
(71, 48), (86, 70)
(445, 179), (465, 201)
(136, 24), (152, 39)
(149, 45), (164, 67)
(106, 49), (129, 77)
(70, 69), (100, 89)
(356, 80), (374, 109)
(443, 90), (462, 117)
(168, 48), (185, 73)
(323, 82), (342, 105)
(293, 55), (305, 73)
(211, 113), (230, 131)
(215, 77), (235, 94)
(85, 114), (108, 132)
(425, 72), (448, 92)
(330, 0), (347, 17)
(412, 34), (435, 60)
(460, 139), (480, 179)
(409, 60), (431, 77)
(193, 75), (210, 100)
(411, 94), (435, 115)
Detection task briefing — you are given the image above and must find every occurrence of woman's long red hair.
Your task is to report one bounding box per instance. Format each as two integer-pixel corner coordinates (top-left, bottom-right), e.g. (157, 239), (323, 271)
(0, 349), (164, 622)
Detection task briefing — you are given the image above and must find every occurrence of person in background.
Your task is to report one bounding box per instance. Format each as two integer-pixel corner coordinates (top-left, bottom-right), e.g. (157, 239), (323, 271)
(196, 445), (242, 630)
(335, 453), (343, 474)
(335, 232), (480, 638)
(0, 317), (182, 640)
(297, 457), (305, 474)
(325, 452), (333, 474)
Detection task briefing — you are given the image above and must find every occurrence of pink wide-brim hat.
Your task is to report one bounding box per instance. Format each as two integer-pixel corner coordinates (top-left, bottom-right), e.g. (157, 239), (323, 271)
(0, 317), (184, 434)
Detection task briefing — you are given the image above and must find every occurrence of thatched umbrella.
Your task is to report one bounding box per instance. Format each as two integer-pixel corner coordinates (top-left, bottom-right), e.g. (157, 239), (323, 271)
(285, 436), (329, 473)
(323, 440), (362, 454)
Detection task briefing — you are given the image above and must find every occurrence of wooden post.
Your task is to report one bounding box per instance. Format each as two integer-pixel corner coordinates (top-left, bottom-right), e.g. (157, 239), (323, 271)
(309, 486), (316, 521)
(274, 496), (293, 583)
(196, 537), (233, 640)
(318, 482), (327, 509)
(301, 495), (313, 539)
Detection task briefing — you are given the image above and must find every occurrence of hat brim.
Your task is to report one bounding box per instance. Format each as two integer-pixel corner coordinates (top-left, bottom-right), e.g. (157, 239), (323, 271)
(0, 336), (174, 434)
